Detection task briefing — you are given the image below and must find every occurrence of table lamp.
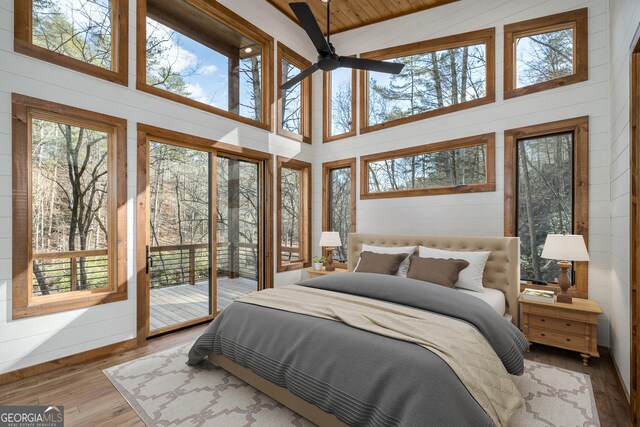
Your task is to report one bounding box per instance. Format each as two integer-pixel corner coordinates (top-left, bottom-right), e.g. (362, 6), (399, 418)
(319, 232), (341, 271)
(541, 234), (589, 304)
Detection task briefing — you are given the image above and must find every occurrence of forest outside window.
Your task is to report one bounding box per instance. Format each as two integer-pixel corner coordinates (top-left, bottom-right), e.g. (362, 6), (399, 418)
(138, 0), (274, 130)
(323, 67), (356, 142)
(277, 43), (312, 143)
(14, 0), (128, 85)
(277, 157), (311, 271)
(360, 29), (495, 134)
(504, 116), (589, 297)
(504, 8), (588, 99)
(361, 134), (495, 199)
(12, 94), (127, 319)
(322, 159), (356, 267)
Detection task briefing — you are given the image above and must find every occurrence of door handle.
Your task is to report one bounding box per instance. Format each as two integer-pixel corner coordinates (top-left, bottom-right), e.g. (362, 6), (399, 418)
(146, 245), (154, 274)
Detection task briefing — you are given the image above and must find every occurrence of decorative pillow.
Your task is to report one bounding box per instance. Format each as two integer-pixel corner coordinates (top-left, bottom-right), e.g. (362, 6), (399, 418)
(406, 255), (470, 288)
(359, 244), (417, 277)
(418, 246), (491, 292)
(354, 251), (409, 276)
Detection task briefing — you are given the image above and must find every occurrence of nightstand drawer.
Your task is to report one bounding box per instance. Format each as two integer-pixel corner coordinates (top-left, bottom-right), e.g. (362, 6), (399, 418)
(527, 327), (586, 352)
(528, 315), (587, 335)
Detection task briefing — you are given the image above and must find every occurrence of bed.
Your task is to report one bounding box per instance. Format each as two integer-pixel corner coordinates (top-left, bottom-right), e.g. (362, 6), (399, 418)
(189, 234), (526, 427)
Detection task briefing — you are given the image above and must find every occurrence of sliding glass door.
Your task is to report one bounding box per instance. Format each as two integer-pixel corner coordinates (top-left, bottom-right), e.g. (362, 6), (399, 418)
(140, 133), (268, 337)
(147, 141), (214, 334)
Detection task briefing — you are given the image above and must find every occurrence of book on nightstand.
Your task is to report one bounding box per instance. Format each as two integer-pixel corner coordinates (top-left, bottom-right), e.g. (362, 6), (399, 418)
(521, 288), (555, 303)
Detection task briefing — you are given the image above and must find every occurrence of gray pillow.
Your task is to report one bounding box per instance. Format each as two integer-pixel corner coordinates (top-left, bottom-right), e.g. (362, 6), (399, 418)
(354, 251), (408, 275)
(406, 255), (470, 288)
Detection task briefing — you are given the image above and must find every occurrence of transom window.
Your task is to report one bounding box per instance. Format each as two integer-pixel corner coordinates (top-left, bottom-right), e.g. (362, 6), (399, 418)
(360, 29), (495, 134)
(14, 0), (128, 84)
(504, 9), (588, 99)
(12, 94), (127, 319)
(277, 43), (312, 143)
(361, 134), (496, 199)
(138, 0), (274, 130)
(504, 117), (589, 297)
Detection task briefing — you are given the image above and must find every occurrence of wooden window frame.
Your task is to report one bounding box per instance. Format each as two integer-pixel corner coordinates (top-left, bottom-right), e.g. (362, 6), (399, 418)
(136, 0), (274, 131)
(323, 68), (357, 142)
(322, 158), (357, 268)
(277, 43), (312, 143)
(504, 116), (589, 298)
(276, 156), (311, 272)
(360, 133), (496, 200)
(359, 28), (495, 134)
(504, 8), (588, 99)
(12, 94), (128, 319)
(14, 0), (129, 86)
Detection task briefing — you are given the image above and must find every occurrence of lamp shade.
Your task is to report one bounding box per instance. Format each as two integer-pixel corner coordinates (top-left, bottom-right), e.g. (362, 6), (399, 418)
(541, 234), (589, 261)
(319, 231), (341, 247)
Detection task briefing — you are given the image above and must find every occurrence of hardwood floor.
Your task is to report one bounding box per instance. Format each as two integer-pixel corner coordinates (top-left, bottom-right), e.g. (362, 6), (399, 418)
(0, 325), (631, 426)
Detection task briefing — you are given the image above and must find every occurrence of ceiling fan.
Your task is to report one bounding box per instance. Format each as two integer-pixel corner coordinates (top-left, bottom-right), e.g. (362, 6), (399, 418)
(280, 1), (405, 90)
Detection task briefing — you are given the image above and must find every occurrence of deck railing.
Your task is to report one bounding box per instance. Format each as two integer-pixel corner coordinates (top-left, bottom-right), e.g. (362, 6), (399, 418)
(149, 242), (258, 289)
(32, 249), (109, 296)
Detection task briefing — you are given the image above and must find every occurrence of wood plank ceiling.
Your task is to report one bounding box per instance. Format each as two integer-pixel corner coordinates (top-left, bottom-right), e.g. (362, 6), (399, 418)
(266, 0), (459, 35)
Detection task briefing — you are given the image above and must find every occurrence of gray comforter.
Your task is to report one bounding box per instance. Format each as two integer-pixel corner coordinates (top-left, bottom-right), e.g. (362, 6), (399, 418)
(188, 273), (528, 427)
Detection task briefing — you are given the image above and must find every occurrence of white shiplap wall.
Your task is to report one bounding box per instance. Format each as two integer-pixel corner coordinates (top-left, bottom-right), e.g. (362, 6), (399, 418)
(0, 0), (315, 374)
(312, 0), (612, 347)
(608, 0), (640, 396)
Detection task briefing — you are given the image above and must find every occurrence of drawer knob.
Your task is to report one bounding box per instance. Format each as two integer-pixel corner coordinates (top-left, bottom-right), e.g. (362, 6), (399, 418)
(566, 338), (572, 342)
(540, 319), (546, 323)
(566, 323), (571, 327)
(540, 333), (546, 337)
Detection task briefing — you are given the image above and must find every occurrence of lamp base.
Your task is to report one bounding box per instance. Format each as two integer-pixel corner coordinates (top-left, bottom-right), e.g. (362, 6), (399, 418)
(556, 261), (573, 304)
(325, 247), (336, 271)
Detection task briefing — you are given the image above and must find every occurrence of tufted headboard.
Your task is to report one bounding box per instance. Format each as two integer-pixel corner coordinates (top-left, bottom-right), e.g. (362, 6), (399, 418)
(348, 233), (521, 325)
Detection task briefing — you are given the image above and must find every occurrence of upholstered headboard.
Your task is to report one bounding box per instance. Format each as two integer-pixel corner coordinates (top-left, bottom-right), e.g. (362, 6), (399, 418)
(348, 233), (521, 325)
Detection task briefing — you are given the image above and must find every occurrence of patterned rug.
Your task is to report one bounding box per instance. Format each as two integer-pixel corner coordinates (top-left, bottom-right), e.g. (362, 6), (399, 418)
(103, 344), (600, 426)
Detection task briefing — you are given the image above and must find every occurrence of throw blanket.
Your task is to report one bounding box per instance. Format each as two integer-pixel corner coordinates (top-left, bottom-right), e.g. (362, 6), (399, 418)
(238, 285), (523, 427)
(189, 273), (529, 427)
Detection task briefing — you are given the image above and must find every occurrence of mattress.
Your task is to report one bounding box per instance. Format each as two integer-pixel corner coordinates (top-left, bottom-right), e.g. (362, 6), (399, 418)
(457, 287), (506, 316)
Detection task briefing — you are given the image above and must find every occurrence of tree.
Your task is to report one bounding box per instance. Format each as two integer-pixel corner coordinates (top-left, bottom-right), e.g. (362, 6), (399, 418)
(516, 29), (573, 87)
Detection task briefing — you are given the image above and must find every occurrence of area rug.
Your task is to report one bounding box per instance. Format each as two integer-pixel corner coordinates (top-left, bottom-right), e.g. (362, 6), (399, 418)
(103, 344), (600, 427)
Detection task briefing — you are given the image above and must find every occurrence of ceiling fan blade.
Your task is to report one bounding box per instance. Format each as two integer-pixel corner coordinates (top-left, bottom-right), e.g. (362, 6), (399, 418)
(281, 63), (319, 90)
(290, 2), (331, 54)
(339, 56), (405, 74)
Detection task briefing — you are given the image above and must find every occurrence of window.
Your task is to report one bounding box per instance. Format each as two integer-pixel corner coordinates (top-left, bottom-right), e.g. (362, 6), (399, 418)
(504, 116), (589, 297)
(504, 8), (588, 99)
(277, 157), (311, 271)
(360, 28), (495, 134)
(14, 0), (128, 85)
(322, 159), (356, 266)
(137, 0), (274, 130)
(361, 134), (495, 199)
(323, 67), (356, 142)
(277, 43), (312, 143)
(12, 94), (127, 319)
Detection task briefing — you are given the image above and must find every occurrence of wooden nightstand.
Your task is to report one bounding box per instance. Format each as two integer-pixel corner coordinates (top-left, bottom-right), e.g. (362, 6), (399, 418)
(305, 267), (348, 279)
(519, 296), (602, 366)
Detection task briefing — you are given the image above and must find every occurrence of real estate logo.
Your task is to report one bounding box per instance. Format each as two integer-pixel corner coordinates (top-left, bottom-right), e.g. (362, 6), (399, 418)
(0, 406), (64, 427)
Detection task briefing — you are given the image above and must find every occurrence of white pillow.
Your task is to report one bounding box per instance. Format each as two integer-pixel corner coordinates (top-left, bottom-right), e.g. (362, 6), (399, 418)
(418, 246), (491, 292)
(359, 244), (416, 277)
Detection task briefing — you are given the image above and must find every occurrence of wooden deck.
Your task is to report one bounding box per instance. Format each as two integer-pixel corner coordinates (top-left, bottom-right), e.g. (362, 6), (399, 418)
(149, 277), (257, 331)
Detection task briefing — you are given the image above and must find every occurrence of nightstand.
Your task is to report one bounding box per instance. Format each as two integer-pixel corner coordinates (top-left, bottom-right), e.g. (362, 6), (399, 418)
(519, 296), (602, 366)
(305, 267), (348, 279)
